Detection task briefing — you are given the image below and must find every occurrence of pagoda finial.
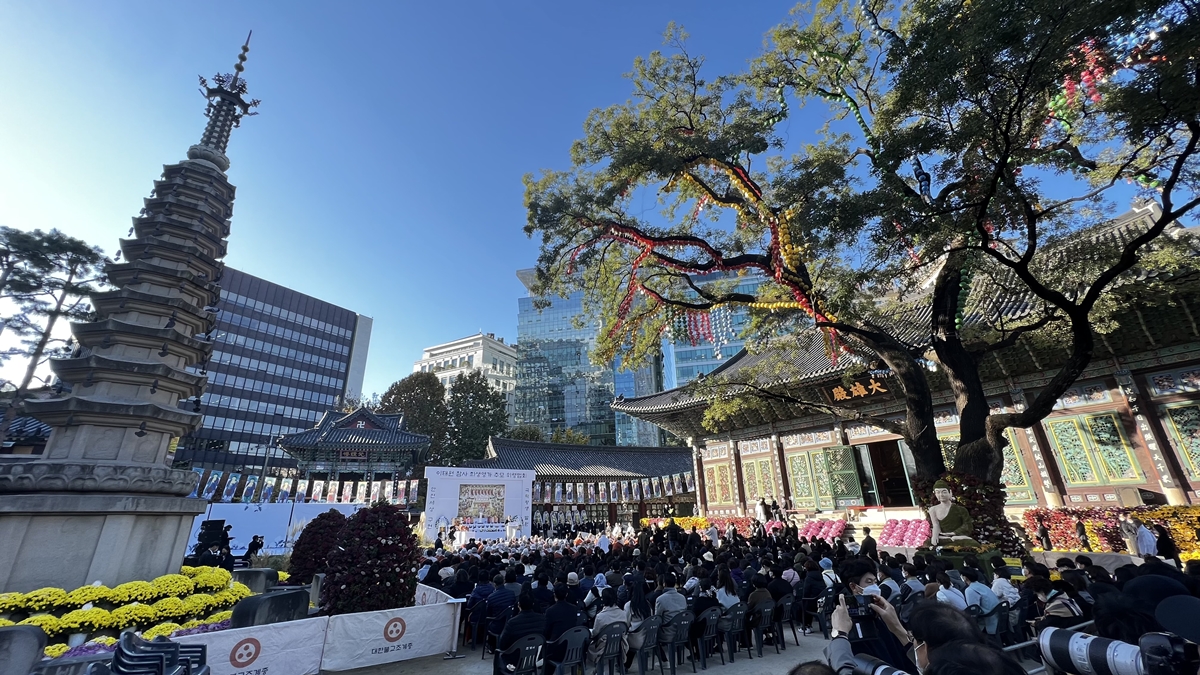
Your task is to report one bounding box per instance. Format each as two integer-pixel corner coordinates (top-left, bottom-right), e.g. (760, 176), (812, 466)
(186, 33), (261, 173)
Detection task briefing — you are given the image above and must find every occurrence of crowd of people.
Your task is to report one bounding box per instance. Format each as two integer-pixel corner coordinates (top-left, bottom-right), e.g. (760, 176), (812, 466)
(414, 517), (1200, 675)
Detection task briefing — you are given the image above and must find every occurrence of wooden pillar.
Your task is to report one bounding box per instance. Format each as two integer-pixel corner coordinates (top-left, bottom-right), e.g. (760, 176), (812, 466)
(731, 435), (747, 517)
(1010, 387), (1065, 507)
(771, 431), (791, 509)
(689, 438), (708, 517)
(1117, 369), (1190, 505)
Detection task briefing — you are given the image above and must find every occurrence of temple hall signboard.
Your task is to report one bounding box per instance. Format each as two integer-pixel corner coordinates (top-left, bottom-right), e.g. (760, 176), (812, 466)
(826, 378), (890, 403)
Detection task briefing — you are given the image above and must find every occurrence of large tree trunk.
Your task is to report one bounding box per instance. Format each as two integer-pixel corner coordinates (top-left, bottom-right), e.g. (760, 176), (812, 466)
(930, 253), (1003, 482)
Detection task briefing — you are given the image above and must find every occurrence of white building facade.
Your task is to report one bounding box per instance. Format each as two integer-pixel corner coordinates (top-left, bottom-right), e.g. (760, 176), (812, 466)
(414, 332), (517, 417)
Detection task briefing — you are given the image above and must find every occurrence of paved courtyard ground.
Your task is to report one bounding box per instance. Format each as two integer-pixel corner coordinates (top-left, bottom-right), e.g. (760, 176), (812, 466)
(324, 634), (829, 675)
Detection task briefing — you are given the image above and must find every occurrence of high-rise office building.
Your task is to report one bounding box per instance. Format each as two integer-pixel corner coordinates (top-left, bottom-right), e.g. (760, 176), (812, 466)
(413, 332), (517, 417)
(174, 267), (372, 474)
(514, 269), (663, 446)
(663, 272), (765, 389)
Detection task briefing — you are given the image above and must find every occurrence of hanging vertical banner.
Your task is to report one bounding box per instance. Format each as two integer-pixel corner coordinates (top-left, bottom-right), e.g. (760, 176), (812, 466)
(575, 483), (585, 505)
(685, 472), (695, 493)
(188, 468), (205, 499)
(221, 473), (243, 503)
(340, 482), (354, 503)
(260, 477), (278, 503)
(674, 474), (685, 494)
(586, 483), (596, 504)
(241, 475), (260, 503)
(354, 481), (369, 504)
(663, 475), (674, 497)
(295, 479), (310, 502)
(564, 482), (575, 504)
(396, 480), (408, 505)
(383, 480), (394, 504)
(631, 480), (641, 501)
(598, 482), (608, 504)
(640, 478), (651, 501)
(370, 481), (382, 503)
(311, 480), (325, 503)
(325, 481), (338, 502)
(609, 481), (618, 504)
(621, 480), (631, 502)
(408, 479), (420, 504)
(200, 470), (223, 500)
(277, 478), (293, 503)
(553, 482), (563, 503)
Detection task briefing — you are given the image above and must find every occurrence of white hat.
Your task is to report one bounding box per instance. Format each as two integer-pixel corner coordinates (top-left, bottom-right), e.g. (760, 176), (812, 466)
(567, 572), (580, 586)
(702, 552), (714, 562)
(633, 548), (642, 557)
(438, 567), (455, 580)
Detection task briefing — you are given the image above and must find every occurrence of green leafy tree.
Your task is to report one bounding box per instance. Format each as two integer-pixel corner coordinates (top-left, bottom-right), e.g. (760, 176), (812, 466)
(338, 392), (381, 412)
(445, 370), (509, 464)
(287, 508), (347, 583)
(506, 424), (546, 442)
(378, 372), (449, 460)
(1, 229), (106, 441)
(549, 428), (591, 445)
(320, 502), (421, 614)
(523, 3), (1200, 499)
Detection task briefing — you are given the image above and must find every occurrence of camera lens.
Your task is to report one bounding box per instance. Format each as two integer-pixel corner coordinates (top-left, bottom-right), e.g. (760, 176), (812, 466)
(1040, 627), (1143, 675)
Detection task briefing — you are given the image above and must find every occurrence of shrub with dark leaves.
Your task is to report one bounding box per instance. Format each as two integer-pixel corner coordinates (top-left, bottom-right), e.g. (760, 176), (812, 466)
(288, 509), (347, 583)
(320, 502), (421, 615)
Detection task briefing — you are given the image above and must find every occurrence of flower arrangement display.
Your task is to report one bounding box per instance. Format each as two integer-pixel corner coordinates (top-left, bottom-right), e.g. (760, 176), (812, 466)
(639, 516), (709, 531)
(142, 622), (183, 640)
(799, 519), (847, 542)
(276, 571), (290, 583)
(706, 516), (754, 534)
(19, 566), (258, 662)
(109, 581), (155, 605)
(22, 587), (69, 612)
(188, 568), (232, 593)
(0, 618), (13, 628)
(63, 585), (111, 608)
(289, 508), (348, 584)
(878, 519), (932, 547)
(150, 574), (195, 599)
(57, 608), (113, 633)
(1022, 505), (1200, 554)
(321, 502), (422, 616)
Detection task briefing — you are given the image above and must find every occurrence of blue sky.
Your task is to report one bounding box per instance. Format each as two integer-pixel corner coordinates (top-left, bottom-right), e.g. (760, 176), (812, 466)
(0, 1), (798, 397)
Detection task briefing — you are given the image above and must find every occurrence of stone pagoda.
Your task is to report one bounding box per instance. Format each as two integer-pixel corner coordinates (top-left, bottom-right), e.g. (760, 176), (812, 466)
(0, 37), (259, 593)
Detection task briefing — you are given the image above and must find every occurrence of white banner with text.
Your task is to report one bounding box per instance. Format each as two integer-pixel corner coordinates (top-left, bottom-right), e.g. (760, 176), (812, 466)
(174, 616), (328, 675)
(423, 466), (536, 543)
(319, 601), (458, 671)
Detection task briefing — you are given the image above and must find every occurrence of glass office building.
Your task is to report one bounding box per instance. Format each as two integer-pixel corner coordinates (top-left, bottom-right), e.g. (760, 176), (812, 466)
(174, 267), (372, 476)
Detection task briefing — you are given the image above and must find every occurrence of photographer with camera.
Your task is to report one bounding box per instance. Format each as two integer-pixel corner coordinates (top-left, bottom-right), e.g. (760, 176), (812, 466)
(823, 559), (916, 672)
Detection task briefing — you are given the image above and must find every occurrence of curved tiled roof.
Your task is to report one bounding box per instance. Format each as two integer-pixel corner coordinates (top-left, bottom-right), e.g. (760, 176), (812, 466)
(465, 436), (692, 479)
(3, 416), (52, 442)
(279, 408), (430, 451)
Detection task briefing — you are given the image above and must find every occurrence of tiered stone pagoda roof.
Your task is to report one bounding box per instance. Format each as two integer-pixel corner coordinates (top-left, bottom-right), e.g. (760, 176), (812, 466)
(1, 39), (259, 497)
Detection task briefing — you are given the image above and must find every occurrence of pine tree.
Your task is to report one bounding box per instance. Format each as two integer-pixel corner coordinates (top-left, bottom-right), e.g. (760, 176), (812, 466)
(288, 509), (347, 583)
(505, 425), (545, 442)
(378, 372), (448, 460)
(320, 502), (421, 615)
(446, 370), (509, 464)
(0, 229), (105, 442)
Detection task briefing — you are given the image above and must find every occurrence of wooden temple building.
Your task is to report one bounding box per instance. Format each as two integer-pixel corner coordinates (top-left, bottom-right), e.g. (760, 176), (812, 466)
(465, 436), (695, 525)
(278, 408), (430, 487)
(614, 208), (1200, 517)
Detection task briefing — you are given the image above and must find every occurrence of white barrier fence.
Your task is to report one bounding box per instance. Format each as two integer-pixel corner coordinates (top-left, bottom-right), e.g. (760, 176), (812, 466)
(170, 584), (460, 674)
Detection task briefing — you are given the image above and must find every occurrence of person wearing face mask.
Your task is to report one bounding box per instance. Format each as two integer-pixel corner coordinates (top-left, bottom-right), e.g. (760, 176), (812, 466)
(827, 559), (914, 669)
(903, 603), (987, 675)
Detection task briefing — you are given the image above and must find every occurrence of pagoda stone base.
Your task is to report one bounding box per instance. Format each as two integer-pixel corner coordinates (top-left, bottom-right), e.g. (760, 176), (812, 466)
(0, 492), (205, 593)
